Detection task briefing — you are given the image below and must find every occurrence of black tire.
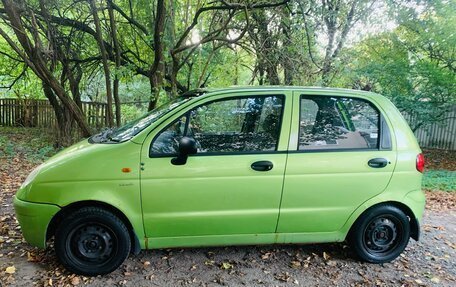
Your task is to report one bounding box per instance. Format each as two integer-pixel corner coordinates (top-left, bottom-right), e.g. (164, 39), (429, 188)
(55, 207), (131, 276)
(349, 205), (410, 263)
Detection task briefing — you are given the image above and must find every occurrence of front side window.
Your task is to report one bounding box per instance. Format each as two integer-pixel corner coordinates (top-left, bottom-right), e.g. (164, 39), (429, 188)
(299, 96), (379, 150)
(151, 95), (284, 155)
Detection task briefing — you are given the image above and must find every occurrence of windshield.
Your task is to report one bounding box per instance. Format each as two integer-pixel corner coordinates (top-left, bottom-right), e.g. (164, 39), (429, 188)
(90, 97), (190, 143)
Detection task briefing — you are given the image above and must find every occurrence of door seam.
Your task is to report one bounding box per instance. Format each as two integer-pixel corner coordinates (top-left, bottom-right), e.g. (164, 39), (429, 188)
(274, 91), (294, 233)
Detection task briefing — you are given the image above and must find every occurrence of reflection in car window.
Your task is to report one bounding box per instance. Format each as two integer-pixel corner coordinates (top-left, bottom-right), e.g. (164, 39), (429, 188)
(151, 116), (187, 154)
(299, 96), (379, 150)
(151, 95), (284, 155)
(106, 97), (190, 142)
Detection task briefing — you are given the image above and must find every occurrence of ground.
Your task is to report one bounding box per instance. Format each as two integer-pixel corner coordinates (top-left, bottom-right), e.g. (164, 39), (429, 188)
(0, 127), (455, 287)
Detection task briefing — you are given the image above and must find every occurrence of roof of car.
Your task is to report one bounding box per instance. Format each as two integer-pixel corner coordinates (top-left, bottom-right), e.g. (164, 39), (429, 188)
(183, 86), (379, 98)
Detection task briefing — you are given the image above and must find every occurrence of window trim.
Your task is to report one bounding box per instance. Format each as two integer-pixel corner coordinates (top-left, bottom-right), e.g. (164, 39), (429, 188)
(149, 94), (286, 158)
(297, 95), (383, 152)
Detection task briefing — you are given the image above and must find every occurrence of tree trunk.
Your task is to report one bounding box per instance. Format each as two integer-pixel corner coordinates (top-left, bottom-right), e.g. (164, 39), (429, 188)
(321, 0), (358, 86)
(281, 7), (293, 85)
(251, 10), (280, 85)
(0, 0), (91, 137)
(108, 0), (122, 126)
(43, 83), (73, 146)
(89, 0), (114, 126)
(148, 0), (166, 111)
(168, 0), (178, 96)
(321, 25), (336, 86)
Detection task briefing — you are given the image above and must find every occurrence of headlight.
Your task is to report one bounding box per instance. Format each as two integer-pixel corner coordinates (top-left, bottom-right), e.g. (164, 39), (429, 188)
(21, 164), (43, 189)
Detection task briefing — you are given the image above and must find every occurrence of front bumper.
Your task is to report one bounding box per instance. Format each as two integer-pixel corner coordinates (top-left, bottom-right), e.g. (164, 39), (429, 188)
(13, 196), (60, 248)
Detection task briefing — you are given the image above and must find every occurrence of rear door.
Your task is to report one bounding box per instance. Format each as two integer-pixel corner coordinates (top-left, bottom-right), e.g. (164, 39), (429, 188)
(277, 91), (397, 233)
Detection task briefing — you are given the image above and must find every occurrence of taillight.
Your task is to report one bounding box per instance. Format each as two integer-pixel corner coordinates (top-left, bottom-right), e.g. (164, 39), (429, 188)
(416, 153), (425, 173)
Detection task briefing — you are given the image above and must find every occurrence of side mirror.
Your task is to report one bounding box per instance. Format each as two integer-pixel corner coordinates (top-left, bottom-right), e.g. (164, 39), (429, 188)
(171, 137), (197, 165)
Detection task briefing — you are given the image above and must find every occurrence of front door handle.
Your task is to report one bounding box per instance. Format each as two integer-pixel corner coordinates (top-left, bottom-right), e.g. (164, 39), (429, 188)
(251, 161), (273, 172)
(368, 158), (389, 168)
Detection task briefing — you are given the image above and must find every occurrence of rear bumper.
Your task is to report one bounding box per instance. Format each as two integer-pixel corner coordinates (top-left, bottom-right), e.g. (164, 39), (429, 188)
(404, 189), (426, 241)
(13, 196), (60, 248)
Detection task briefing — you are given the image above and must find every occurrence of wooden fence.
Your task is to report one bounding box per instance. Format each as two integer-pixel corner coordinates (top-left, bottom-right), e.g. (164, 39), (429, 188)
(1, 98), (455, 150)
(0, 98), (107, 129)
(410, 105), (456, 150)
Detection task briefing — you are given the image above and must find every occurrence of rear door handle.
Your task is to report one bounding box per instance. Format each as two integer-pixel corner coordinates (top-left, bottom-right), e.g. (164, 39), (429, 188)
(251, 161), (273, 172)
(368, 158), (389, 168)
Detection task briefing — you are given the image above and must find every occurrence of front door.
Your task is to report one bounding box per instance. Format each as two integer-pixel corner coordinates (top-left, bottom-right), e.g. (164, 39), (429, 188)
(141, 91), (291, 238)
(277, 92), (397, 233)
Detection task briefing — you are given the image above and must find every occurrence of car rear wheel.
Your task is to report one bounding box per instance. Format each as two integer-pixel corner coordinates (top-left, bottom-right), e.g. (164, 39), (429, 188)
(55, 207), (131, 276)
(349, 205), (410, 263)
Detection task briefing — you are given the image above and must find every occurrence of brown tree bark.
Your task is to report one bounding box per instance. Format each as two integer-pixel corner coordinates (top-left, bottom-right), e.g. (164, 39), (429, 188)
(320, 0), (359, 86)
(89, 0), (114, 126)
(250, 9), (280, 85)
(281, 6), (293, 85)
(148, 0), (166, 111)
(108, 0), (122, 126)
(42, 83), (73, 146)
(0, 0), (91, 137)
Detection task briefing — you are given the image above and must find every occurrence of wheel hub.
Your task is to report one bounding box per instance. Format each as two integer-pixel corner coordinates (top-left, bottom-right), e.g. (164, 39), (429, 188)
(71, 224), (114, 263)
(364, 217), (399, 254)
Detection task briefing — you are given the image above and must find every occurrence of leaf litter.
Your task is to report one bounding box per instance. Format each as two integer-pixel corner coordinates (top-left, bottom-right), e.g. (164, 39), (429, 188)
(0, 128), (455, 286)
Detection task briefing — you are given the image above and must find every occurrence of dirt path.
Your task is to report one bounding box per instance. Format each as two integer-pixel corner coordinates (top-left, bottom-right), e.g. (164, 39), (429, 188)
(1, 194), (455, 287)
(1, 129), (455, 286)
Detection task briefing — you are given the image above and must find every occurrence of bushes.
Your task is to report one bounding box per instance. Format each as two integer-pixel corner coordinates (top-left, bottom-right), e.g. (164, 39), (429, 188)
(423, 170), (456, 192)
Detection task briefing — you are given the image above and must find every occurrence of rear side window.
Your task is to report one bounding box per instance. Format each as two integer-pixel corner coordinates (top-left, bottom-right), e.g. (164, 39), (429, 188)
(299, 96), (379, 151)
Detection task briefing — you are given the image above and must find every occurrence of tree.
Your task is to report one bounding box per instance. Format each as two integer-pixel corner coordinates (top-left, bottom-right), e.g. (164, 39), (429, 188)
(344, 0), (456, 130)
(297, 0), (375, 85)
(89, 0), (115, 126)
(0, 0), (92, 141)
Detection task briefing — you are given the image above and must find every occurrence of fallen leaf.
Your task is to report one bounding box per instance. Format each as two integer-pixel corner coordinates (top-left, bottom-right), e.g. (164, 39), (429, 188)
(290, 261), (301, 268)
(221, 262), (233, 270)
(71, 276), (80, 285)
(5, 266), (15, 274)
(326, 260), (337, 266)
(274, 272), (291, 282)
(143, 261), (151, 267)
(204, 260), (215, 266)
(27, 252), (39, 262)
(323, 252), (330, 261)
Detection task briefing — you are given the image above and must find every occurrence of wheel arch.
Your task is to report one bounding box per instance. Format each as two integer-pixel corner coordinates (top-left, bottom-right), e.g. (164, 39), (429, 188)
(47, 200), (141, 254)
(346, 201), (420, 241)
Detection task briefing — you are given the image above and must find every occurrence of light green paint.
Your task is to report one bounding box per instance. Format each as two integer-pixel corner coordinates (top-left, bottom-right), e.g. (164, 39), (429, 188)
(14, 87), (424, 250)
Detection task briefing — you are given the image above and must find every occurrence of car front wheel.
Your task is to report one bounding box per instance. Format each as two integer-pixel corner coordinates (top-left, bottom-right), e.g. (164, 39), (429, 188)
(349, 205), (411, 263)
(55, 207), (131, 276)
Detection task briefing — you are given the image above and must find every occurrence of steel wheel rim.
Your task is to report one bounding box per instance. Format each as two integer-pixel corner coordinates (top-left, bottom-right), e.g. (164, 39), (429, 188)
(362, 215), (402, 256)
(66, 222), (117, 266)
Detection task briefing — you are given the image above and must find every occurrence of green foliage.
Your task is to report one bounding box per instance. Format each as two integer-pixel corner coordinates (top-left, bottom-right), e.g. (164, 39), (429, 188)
(0, 127), (59, 162)
(120, 104), (148, 124)
(423, 170), (456, 192)
(0, 0), (454, 136)
(341, 0), (456, 130)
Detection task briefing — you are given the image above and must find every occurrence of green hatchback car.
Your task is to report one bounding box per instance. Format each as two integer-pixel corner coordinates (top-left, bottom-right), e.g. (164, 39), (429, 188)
(14, 87), (425, 275)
